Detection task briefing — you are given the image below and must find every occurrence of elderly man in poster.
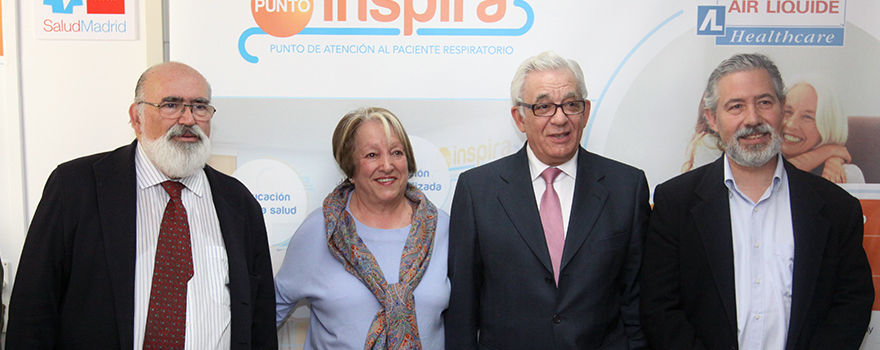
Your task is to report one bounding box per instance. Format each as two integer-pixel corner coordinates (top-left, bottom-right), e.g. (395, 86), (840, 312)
(6, 62), (277, 349)
(445, 51), (651, 349)
(640, 53), (873, 350)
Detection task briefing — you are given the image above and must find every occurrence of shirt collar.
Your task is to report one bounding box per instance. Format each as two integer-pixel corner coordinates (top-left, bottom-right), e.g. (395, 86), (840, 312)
(135, 142), (207, 198)
(723, 154), (786, 197)
(526, 144), (578, 182)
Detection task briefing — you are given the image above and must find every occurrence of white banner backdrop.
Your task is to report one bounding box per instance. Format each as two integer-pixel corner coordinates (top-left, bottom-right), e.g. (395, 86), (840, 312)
(170, 1), (880, 348)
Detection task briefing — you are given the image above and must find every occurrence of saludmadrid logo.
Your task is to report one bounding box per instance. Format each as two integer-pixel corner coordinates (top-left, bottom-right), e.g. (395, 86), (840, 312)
(239, 0), (534, 63)
(41, 0), (128, 34)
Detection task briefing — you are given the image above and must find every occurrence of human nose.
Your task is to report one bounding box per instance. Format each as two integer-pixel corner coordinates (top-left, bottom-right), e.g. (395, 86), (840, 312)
(782, 114), (796, 130)
(743, 105), (762, 126)
(379, 154), (393, 171)
(176, 105), (197, 125)
(548, 105), (568, 125)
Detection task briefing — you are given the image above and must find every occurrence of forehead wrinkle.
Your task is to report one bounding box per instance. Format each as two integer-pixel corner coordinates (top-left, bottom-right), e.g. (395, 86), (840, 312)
(722, 97), (746, 107)
(534, 93), (551, 102)
(756, 92), (777, 101)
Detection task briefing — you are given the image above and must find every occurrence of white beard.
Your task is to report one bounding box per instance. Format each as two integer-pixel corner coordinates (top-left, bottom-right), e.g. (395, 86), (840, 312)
(140, 123), (212, 179)
(723, 123), (782, 168)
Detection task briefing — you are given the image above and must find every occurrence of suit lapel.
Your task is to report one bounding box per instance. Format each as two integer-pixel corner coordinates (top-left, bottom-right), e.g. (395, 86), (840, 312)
(205, 167), (250, 345)
(560, 149), (608, 270)
(784, 161), (828, 350)
(497, 146), (555, 275)
(692, 157), (739, 335)
(94, 141), (138, 349)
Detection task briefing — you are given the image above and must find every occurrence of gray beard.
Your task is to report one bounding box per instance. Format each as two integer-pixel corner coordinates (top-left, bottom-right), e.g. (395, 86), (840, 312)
(140, 124), (212, 179)
(723, 124), (782, 168)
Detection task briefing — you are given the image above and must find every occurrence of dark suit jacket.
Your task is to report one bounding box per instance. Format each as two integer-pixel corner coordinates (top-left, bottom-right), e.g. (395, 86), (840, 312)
(6, 141), (278, 349)
(446, 145), (651, 349)
(641, 156), (873, 350)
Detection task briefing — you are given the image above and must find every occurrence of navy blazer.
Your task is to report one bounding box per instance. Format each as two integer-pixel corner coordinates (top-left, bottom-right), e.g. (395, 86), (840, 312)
(445, 144), (651, 349)
(6, 141), (278, 349)
(641, 156), (873, 350)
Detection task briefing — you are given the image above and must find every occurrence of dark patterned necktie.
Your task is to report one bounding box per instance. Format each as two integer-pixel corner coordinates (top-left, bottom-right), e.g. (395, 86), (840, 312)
(143, 181), (193, 349)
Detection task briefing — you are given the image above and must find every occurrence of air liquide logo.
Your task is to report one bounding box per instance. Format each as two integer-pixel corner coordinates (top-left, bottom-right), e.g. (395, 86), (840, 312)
(240, 0), (534, 63)
(37, 0), (133, 40)
(697, 1), (846, 46)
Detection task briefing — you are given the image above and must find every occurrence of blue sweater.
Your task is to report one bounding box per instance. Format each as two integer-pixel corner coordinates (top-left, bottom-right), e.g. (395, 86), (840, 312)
(275, 204), (450, 349)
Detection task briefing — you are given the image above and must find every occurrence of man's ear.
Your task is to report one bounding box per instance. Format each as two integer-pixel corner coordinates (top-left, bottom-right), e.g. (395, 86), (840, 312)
(129, 103), (142, 135)
(704, 108), (718, 133)
(511, 106), (527, 133)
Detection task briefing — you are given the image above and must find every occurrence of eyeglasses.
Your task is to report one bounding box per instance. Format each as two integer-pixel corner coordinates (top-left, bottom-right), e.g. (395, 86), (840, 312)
(517, 100), (586, 117)
(138, 101), (217, 121)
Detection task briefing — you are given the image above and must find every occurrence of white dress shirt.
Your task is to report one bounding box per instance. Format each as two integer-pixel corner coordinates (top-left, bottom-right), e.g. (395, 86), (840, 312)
(724, 155), (794, 350)
(526, 146), (578, 237)
(133, 144), (231, 350)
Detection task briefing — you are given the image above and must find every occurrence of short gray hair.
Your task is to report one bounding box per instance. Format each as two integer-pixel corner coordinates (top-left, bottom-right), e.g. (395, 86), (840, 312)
(702, 53), (785, 113)
(510, 51), (588, 107)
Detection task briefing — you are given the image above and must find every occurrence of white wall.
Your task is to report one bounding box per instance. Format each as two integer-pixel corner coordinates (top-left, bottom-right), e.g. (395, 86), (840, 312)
(0, 0), (164, 336)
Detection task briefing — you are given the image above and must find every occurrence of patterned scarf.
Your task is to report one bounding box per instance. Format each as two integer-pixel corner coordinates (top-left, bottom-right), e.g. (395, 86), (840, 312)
(324, 182), (438, 350)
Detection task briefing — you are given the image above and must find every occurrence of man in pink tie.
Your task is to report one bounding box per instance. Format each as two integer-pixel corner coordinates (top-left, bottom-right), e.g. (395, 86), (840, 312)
(446, 51), (651, 349)
(6, 62), (277, 349)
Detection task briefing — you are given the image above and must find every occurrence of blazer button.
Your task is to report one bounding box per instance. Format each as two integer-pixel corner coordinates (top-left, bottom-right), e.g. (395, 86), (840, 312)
(552, 315), (562, 324)
(545, 277), (553, 284)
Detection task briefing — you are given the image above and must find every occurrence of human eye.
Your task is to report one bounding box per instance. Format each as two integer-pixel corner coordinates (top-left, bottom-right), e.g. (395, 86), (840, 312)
(392, 149), (405, 156)
(533, 103), (553, 112)
(562, 101), (583, 112)
(160, 102), (179, 110)
(191, 104), (209, 112)
(365, 152), (377, 158)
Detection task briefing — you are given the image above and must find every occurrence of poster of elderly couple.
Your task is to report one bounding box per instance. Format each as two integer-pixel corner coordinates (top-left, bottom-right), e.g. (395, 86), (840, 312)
(168, 0), (880, 348)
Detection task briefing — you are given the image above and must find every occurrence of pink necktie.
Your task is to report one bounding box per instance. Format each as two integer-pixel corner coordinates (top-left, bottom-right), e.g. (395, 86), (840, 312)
(143, 181), (193, 349)
(540, 167), (565, 285)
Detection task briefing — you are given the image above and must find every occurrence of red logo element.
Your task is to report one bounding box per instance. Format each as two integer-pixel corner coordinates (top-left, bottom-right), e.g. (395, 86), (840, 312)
(87, 0), (125, 14)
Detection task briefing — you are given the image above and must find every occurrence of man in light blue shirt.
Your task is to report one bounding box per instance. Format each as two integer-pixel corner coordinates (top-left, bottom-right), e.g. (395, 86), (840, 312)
(641, 53), (873, 350)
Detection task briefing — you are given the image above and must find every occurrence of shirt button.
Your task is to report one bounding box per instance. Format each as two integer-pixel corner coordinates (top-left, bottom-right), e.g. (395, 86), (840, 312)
(755, 243), (759, 248)
(755, 314), (761, 320)
(753, 207), (759, 212)
(545, 277), (554, 284)
(552, 315), (562, 324)
(755, 279), (760, 284)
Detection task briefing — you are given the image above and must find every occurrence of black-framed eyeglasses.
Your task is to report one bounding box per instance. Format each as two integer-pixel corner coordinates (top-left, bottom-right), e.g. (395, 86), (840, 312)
(517, 100), (586, 117)
(138, 101), (216, 121)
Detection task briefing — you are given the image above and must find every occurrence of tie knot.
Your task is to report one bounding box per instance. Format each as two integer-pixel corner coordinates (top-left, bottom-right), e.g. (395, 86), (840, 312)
(161, 181), (185, 199)
(541, 167), (562, 185)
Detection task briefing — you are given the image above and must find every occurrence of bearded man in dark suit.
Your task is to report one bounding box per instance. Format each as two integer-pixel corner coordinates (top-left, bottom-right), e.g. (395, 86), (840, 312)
(7, 62), (277, 349)
(641, 53), (873, 350)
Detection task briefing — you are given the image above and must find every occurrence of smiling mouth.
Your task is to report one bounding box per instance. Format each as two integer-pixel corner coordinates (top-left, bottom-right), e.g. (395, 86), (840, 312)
(783, 134), (803, 142)
(739, 132), (767, 140)
(550, 131), (570, 139)
(376, 178), (395, 183)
